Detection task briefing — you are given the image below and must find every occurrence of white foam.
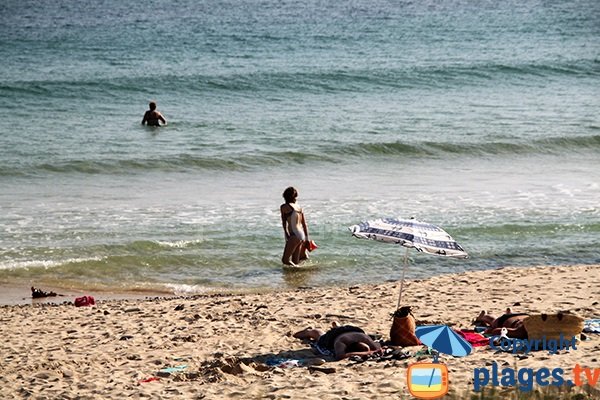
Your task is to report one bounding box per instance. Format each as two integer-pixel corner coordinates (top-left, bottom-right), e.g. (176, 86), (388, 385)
(163, 283), (210, 296)
(155, 239), (205, 248)
(0, 256), (105, 270)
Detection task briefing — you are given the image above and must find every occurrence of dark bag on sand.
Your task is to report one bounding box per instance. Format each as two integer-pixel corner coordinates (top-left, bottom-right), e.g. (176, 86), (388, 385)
(390, 306), (421, 346)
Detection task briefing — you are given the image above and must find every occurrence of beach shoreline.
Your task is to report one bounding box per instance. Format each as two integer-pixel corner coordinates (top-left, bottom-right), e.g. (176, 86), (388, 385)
(0, 282), (178, 306)
(1, 264), (598, 399)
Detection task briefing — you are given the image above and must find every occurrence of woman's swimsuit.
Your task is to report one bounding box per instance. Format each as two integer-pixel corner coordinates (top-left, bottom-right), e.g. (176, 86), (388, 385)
(286, 204), (306, 241)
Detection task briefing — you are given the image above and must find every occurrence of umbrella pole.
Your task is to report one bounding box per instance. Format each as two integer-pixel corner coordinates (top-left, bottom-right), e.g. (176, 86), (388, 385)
(397, 247), (409, 309)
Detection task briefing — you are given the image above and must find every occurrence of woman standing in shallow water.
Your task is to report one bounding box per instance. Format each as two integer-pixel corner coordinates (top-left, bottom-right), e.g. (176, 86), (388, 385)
(280, 187), (310, 266)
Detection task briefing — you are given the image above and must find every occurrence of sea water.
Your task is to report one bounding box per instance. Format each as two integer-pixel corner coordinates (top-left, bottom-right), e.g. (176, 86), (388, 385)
(1, 0), (599, 296)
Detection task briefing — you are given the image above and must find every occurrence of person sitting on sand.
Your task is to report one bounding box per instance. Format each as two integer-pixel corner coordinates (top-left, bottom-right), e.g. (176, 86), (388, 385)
(293, 323), (382, 361)
(475, 308), (529, 339)
(141, 101), (167, 127)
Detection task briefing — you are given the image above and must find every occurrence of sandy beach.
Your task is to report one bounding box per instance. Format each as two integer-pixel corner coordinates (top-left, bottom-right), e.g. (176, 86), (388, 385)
(1, 264), (599, 399)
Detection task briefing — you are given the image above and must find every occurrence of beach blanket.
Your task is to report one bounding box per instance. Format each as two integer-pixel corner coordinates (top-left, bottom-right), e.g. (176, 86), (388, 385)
(265, 358), (301, 368)
(456, 329), (489, 347)
(583, 319), (600, 334)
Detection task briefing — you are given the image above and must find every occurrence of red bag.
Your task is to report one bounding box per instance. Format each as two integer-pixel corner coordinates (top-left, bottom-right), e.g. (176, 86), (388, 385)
(307, 240), (318, 252)
(74, 295), (95, 307)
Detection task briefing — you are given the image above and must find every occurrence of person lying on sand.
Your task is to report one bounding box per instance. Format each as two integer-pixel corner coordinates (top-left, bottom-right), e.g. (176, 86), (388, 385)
(293, 323), (383, 361)
(31, 286), (57, 298)
(475, 308), (529, 339)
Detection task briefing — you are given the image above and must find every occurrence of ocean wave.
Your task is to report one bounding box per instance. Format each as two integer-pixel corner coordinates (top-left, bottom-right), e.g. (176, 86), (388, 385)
(162, 283), (213, 296)
(1, 135), (598, 176)
(155, 239), (206, 248)
(322, 135), (600, 159)
(0, 256), (105, 271)
(2, 59), (597, 98)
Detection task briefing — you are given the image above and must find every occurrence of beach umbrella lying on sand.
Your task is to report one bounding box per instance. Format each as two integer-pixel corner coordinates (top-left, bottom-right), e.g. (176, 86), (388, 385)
(415, 325), (472, 358)
(349, 217), (468, 308)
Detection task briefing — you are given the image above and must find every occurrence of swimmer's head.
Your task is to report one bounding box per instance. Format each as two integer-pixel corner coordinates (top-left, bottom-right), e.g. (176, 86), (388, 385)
(283, 186), (298, 203)
(149, 101), (157, 110)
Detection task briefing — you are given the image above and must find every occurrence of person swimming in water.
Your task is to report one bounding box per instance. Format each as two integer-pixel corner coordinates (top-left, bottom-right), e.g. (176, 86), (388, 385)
(280, 186), (310, 267)
(141, 101), (167, 127)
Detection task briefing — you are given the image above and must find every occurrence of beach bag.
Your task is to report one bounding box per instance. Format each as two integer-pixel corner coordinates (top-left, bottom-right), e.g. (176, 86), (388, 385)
(390, 306), (421, 346)
(74, 295), (95, 307)
(523, 313), (584, 341)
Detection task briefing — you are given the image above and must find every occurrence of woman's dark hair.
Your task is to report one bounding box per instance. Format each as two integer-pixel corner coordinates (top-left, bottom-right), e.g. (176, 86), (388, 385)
(282, 186), (298, 203)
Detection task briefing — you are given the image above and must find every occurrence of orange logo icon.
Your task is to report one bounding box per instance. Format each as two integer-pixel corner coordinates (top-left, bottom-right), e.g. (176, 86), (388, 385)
(407, 362), (449, 399)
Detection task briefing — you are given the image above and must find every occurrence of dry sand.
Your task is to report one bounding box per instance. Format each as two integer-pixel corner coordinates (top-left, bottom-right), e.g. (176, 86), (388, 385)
(1, 264), (599, 399)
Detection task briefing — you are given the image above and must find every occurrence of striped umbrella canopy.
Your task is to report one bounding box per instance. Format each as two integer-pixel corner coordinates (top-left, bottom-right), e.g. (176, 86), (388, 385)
(415, 325), (472, 357)
(349, 217), (468, 308)
(349, 217), (468, 258)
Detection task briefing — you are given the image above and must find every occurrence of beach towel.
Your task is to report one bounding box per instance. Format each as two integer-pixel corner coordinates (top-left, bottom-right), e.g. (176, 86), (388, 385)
(583, 319), (600, 334)
(456, 329), (489, 347)
(265, 357), (301, 368)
